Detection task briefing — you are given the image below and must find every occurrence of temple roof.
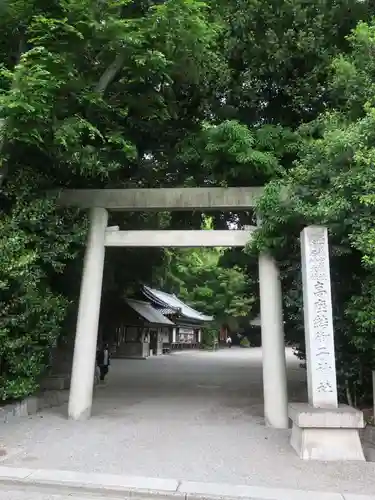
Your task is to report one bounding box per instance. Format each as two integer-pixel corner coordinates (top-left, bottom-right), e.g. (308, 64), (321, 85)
(142, 285), (213, 323)
(125, 298), (175, 326)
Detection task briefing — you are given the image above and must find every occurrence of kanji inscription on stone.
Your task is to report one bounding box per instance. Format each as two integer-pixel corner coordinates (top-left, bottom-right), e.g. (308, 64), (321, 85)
(300, 226), (338, 408)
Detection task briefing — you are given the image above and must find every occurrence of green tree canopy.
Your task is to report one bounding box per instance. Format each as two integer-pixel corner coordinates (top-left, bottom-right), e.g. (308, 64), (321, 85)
(155, 246), (253, 323)
(251, 18), (375, 406)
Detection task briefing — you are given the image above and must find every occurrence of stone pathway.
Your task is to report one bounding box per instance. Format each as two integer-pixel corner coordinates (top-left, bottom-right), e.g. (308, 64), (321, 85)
(1, 348), (375, 495)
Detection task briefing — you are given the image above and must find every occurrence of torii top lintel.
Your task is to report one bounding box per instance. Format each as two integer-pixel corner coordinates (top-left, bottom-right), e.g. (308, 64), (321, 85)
(56, 187), (263, 212)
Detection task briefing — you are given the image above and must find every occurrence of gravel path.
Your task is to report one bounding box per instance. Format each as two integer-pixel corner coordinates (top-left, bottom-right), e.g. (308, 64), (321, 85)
(1, 348), (374, 494)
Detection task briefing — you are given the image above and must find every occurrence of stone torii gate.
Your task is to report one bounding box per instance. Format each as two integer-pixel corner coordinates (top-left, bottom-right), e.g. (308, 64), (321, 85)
(57, 186), (366, 461)
(57, 186), (289, 430)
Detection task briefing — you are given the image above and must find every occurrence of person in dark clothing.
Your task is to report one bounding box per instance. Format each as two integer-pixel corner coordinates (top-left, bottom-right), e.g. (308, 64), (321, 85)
(96, 343), (110, 381)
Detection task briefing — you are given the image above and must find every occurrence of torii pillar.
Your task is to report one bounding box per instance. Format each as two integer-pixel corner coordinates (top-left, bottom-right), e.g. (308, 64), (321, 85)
(68, 207), (108, 420)
(259, 253), (289, 429)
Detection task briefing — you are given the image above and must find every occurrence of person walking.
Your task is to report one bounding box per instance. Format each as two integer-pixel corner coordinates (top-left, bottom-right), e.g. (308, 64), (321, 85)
(96, 343), (110, 382)
(226, 335), (232, 348)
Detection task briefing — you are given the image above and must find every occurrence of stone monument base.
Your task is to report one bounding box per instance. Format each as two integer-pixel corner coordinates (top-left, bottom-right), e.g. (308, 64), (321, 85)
(289, 403), (365, 461)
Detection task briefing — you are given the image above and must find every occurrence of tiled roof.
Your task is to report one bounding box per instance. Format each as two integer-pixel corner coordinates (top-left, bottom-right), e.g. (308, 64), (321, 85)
(142, 285), (213, 322)
(125, 299), (175, 326)
(157, 307), (177, 316)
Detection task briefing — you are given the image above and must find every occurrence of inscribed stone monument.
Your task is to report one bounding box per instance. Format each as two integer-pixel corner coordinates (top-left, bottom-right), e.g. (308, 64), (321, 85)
(300, 225), (338, 408)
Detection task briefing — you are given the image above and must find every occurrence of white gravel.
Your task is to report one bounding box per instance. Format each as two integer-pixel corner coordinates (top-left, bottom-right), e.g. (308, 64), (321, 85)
(1, 348), (374, 495)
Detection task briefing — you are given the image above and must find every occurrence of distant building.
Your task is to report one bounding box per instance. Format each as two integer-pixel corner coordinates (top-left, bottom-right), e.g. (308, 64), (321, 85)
(101, 285), (213, 359)
(141, 285), (213, 348)
(111, 298), (175, 358)
(43, 286), (213, 390)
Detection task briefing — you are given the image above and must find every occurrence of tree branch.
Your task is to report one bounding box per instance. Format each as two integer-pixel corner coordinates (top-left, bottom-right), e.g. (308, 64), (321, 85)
(95, 50), (127, 94)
